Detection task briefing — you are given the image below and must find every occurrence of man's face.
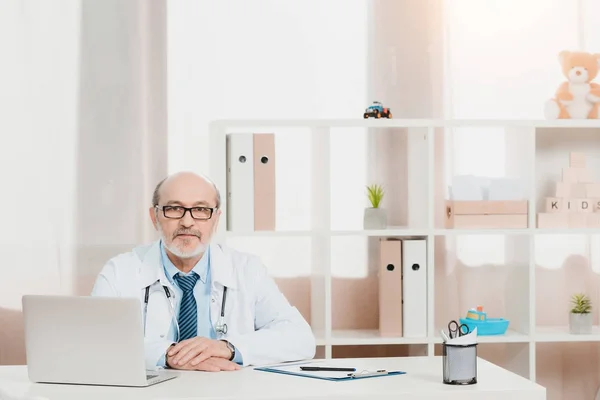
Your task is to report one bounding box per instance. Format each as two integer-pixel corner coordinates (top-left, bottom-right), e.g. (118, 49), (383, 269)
(149, 174), (221, 259)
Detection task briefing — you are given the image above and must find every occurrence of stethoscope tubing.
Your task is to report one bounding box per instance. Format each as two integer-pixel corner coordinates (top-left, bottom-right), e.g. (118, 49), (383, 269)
(143, 281), (228, 339)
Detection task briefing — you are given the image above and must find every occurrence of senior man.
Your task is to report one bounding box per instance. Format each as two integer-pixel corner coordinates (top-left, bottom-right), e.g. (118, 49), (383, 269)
(91, 171), (316, 371)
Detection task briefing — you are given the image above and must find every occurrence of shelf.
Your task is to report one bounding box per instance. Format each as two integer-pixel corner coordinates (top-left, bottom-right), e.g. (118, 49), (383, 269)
(533, 229), (600, 235)
(329, 329), (428, 345)
(209, 118), (600, 390)
(331, 227), (428, 236)
(435, 228), (531, 235)
(433, 329), (530, 343)
(210, 118), (600, 129)
(535, 326), (600, 342)
(221, 228), (600, 237)
(222, 230), (314, 237)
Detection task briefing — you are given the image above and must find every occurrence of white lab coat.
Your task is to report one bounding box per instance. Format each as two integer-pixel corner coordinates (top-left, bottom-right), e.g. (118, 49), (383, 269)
(90, 240), (316, 370)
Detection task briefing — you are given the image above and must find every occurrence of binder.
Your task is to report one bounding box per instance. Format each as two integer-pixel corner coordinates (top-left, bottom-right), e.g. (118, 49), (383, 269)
(379, 239), (403, 336)
(253, 133), (276, 230)
(226, 134), (254, 231)
(401, 238), (427, 337)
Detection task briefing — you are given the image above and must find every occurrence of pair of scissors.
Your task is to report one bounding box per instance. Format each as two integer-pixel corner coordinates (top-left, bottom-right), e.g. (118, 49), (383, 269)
(448, 320), (469, 339)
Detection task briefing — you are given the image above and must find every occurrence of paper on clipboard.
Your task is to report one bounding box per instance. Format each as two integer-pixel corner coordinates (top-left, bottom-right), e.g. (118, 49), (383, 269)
(267, 363), (353, 379)
(254, 361), (406, 381)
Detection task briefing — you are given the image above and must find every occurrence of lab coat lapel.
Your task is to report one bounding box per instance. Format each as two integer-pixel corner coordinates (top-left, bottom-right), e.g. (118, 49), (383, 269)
(138, 240), (173, 291)
(208, 243), (237, 336)
(137, 240), (176, 341)
(209, 243), (237, 289)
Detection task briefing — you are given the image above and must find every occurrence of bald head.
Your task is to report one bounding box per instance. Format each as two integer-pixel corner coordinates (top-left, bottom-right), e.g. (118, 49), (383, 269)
(152, 172), (221, 209)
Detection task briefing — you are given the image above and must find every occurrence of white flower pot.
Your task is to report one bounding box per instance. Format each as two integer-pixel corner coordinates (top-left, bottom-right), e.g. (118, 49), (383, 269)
(569, 312), (592, 334)
(363, 207), (387, 230)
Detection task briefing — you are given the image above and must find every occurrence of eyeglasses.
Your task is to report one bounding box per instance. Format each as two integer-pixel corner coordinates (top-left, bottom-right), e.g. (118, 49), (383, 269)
(155, 205), (216, 220)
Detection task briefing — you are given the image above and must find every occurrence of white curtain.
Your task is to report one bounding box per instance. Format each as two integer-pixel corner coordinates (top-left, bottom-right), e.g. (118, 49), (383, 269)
(0, 0), (81, 365)
(0, 0), (167, 365)
(168, 0), (371, 281)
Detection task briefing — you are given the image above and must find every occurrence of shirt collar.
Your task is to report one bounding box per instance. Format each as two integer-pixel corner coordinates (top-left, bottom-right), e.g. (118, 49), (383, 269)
(159, 240), (210, 284)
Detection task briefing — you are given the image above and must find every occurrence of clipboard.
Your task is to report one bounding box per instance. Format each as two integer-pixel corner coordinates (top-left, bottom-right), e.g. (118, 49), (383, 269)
(254, 365), (406, 381)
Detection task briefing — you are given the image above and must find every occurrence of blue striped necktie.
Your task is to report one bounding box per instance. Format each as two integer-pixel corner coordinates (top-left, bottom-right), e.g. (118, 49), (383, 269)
(174, 273), (200, 341)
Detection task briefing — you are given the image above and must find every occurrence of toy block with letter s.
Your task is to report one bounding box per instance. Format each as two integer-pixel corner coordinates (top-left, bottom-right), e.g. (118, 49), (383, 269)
(538, 152), (600, 228)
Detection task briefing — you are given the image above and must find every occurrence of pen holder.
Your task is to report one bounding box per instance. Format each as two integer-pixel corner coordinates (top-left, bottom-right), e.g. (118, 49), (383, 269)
(442, 343), (477, 385)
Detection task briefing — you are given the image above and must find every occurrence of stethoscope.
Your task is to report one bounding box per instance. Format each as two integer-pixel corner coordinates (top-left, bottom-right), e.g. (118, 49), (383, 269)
(142, 280), (229, 340)
(215, 286), (228, 335)
(143, 281), (180, 341)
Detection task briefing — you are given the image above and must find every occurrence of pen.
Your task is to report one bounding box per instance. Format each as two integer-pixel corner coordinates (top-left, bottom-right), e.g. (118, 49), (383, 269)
(440, 329), (450, 342)
(300, 366), (356, 372)
(348, 370), (388, 378)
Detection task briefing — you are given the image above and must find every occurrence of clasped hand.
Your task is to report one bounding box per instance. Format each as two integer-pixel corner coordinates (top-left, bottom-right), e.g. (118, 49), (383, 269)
(167, 337), (240, 372)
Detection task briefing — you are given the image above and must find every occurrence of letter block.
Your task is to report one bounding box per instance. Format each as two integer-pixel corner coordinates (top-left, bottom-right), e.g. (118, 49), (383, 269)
(569, 213), (587, 228)
(537, 213), (569, 228)
(587, 214), (600, 228)
(562, 167), (593, 183)
(586, 183), (600, 198)
(577, 199), (593, 213)
(562, 168), (579, 183)
(563, 199), (578, 212)
(555, 182), (571, 197)
(578, 168), (594, 183)
(570, 152), (586, 168)
(573, 184), (588, 197)
(546, 197), (562, 213)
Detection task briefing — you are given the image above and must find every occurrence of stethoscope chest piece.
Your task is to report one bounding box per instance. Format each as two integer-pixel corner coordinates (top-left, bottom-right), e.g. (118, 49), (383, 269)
(215, 286), (229, 336)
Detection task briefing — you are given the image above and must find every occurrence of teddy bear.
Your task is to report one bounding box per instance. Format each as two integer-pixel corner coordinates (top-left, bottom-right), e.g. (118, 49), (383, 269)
(545, 50), (600, 119)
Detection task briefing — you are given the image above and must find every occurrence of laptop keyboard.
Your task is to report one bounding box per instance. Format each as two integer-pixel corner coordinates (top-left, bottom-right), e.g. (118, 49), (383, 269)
(147, 374), (159, 380)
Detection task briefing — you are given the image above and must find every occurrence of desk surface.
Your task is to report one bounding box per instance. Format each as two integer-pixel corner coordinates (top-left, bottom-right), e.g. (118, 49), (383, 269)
(0, 356), (545, 400)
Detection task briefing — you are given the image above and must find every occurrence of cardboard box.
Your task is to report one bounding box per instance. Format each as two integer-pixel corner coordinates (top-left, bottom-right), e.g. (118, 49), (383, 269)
(445, 200), (528, 229)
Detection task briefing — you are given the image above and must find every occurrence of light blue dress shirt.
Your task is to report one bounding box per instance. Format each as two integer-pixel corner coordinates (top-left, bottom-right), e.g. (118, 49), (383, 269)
(158, 241), (242, 366)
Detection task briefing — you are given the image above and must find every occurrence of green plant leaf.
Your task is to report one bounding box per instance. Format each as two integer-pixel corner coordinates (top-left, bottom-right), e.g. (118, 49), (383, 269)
(366, 184), (384, 208)
(570, 293), (592, 314)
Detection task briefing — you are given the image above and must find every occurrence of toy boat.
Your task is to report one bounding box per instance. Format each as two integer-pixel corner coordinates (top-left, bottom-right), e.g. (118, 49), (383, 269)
(459, 306), (509, 336)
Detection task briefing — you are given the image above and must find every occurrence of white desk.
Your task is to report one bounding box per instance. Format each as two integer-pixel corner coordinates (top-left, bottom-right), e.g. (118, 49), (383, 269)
(0, 356), (545, 400)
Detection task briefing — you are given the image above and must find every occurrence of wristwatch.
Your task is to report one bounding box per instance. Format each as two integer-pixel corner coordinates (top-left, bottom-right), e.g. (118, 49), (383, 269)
(222, 340), (235, 361)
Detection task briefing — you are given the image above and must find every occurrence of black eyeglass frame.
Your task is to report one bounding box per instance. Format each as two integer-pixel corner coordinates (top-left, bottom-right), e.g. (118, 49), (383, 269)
(154, 205), (217, 220)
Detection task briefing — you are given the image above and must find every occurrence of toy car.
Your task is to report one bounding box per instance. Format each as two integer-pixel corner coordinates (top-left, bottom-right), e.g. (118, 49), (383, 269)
(363, 101), (392, 119)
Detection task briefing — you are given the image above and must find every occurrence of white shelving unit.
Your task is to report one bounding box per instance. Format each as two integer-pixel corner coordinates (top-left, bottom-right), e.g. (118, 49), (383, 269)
(209, 118), (600, 387)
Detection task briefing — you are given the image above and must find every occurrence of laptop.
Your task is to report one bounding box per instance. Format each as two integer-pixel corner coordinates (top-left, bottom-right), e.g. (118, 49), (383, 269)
(22, 295), (178, 387)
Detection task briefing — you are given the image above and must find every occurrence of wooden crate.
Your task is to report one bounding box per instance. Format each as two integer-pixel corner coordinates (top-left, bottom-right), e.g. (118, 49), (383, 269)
(445, 200), (528, 229)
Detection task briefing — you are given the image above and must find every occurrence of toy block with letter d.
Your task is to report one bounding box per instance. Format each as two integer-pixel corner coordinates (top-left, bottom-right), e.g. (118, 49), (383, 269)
(538, 152), (600, 228)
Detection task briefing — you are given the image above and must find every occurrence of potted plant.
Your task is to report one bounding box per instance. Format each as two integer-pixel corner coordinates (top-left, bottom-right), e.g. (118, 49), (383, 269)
(569, 293), (592, 334)
(363, 184), (387, 229)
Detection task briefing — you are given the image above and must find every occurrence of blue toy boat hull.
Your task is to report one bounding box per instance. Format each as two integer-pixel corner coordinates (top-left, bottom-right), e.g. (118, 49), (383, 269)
(460, 318), (509, 336)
